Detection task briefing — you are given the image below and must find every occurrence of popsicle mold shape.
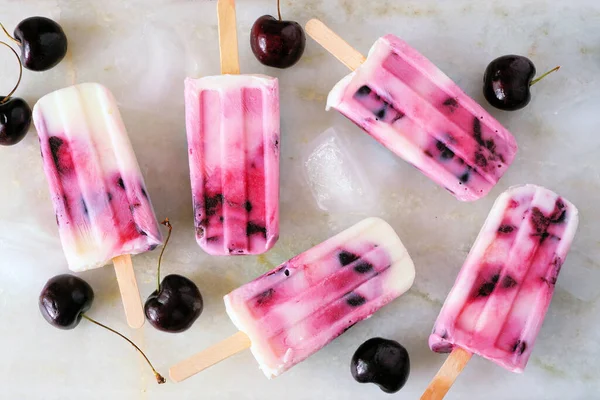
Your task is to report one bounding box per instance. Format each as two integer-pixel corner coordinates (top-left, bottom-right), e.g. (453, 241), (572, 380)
(33, 83), (162, 272)
(305, 19), (518, 201)
(429, 184), (579, 373)
(224, 217), (415, 378)
(184, 75), (280, 255)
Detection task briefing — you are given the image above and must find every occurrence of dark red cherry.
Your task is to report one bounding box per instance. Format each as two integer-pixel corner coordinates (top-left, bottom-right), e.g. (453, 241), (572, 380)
(39, 274), (166, 383)
(0, 96), (31, 146)
(39, 274), (93, 329)
(13, 16), (68, 71)
(351, 337), (410, 393)
(145, 274), (203, 333)
(483, 55), (559, 111)
(250, 0), (305, 69)
(145, 219), (203, 333)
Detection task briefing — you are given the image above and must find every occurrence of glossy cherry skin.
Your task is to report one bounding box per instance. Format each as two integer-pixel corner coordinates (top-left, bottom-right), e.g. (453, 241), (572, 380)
(483, 55), (536, 111)
(351, 337), (410, 393)
(14, 16), (68, 71)
(250, 15), (305, 69)
(39, 274), (94, 330)
(0, 97), (31, 146)
(145, 274), (203, 333)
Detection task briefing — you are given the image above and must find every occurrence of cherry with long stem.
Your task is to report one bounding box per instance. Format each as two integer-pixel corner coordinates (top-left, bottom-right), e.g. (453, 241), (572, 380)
(250, 0), (306, 69)
(0, 40), (23, 104)
(82, 315), (166, 384)
(156, 218), (172, 292)
(530, 66), (560, 86)
(145, 219), (204, 333)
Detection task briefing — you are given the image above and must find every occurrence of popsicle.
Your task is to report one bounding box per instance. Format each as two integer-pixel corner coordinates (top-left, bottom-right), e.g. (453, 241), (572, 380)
(33, 82), (162, 328)
(305, 19), (518, 201)
(184, 0), (280, 255)
(169, 217), (416, 381)
(421, 184), (578, 400)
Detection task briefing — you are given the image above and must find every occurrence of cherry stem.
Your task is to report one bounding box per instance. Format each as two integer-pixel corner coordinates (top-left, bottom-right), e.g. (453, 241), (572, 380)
(0, 41), (22, 104)
(530, 66), (560, 86)
(157, 218), (172, 292)
(0, 23), (19, 46)
(277, 0), (282, 21)
(82, 314), (166, 384)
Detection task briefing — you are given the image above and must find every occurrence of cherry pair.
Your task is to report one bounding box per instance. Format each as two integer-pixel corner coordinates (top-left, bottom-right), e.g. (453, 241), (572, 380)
(0, 17), (67, 146)
(39, 220), (203, 384)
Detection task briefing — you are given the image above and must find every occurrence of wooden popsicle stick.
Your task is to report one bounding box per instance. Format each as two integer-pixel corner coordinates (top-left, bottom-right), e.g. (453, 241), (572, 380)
(112, 254), (145, 329)
(217, 0), (240, 75)
(420, 348), (472, 400)
(305, 19), (366, 71)
(169, 331), (251, 383)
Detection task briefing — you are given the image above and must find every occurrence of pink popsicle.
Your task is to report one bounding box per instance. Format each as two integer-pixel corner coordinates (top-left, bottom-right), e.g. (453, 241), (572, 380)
(429, 184), (579, 373)
(169, 218), (415, 382)
(224, 217), (415, 378)
(184, 75), (280, 255)
(33, 83), (162, 272)
(325, 34), (518, 201)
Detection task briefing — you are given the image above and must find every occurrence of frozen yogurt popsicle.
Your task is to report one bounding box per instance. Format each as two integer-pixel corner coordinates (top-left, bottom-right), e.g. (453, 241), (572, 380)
(184, 0), (280, 255)
(33, 82), (162, 328)
(305, 19), (517, 201)
(169, 217), (415, 382)
(421, 184), (578, 399)
(185, 75), (279, 255)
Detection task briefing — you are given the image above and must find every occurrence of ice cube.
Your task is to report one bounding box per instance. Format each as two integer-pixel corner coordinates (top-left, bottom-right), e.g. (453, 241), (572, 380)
(303, 127), (380, 213)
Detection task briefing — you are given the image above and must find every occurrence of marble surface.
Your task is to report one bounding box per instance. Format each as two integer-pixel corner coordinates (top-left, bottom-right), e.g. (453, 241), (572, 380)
(1, 0), (599, 398)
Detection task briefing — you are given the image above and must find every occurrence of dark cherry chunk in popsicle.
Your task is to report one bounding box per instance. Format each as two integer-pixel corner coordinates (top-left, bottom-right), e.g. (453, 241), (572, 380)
(48, 136), (74, 174)
(550, 199), (567, 224)
(543, 256), (563, 286)
(443, 97), (459, 112)
(476, 273), (500, 297)
(354, 262), (374, 274)
(436, 141), (455, 160)
(498, 224), (515, 234)
(353, 85), (404, 123)
(338, 250), (360, 266)
(346, 292), (367, 307)
(81, 198), (88, 216)
(501, 275), (517, 289)
(337, 250), (374, 273)
(256, 288), (275, 306)
(356, 85), (371, 96)
(512, 340), (527, 355)
(48, 136), (63, 169)
(530, 207), (550, 234)
(247, 222), (267, 238)
(204, 193), (223, 217)
(474, 152), (488, 168)
(472, 117), (484, 147)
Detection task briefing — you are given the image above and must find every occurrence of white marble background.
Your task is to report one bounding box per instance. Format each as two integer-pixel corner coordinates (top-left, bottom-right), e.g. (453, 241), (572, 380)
(1, 0), (599, 398)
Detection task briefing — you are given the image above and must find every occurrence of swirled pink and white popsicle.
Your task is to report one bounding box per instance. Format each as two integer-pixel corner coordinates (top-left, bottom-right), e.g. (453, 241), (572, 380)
(184, 75), (280, 255)
(326, 34), (518, 201)
(429, 185), (578, 372)
(33, 83), (162, 272)
(224, 217), (415, 378)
